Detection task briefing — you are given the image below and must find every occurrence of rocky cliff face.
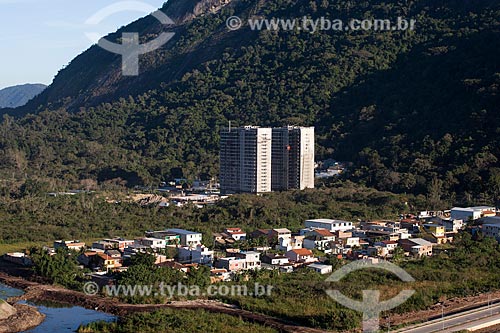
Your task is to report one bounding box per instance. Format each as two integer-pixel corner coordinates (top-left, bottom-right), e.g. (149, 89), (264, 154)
(164, 0), (232, 24)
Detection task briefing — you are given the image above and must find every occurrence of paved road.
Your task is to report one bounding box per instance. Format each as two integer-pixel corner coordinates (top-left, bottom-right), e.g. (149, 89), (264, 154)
(398, 303), (500, 333)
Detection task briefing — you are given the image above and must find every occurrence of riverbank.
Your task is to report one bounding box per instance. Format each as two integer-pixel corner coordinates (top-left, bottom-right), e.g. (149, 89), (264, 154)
(0, 302), (45, 333)
(0, 270), (328, 333)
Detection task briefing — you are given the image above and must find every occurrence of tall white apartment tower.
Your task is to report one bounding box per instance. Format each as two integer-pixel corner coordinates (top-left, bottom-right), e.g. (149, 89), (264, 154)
(271, 126), (315, 191)
(220, 126), (272, 194)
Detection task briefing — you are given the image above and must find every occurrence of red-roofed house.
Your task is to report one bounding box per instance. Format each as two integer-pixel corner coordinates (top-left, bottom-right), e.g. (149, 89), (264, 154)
(285, 248), (317, 263)
(303, 228), (335, 252)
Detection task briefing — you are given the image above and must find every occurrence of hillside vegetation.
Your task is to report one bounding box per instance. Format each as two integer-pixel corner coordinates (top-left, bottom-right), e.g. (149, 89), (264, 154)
(0, 0), (498, 202)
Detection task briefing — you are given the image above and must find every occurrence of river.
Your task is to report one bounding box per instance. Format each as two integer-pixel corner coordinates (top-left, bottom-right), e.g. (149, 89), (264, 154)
(0, 283), (115, 332)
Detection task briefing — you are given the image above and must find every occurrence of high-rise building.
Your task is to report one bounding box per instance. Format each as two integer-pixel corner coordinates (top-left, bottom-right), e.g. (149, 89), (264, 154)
(220, 125), (315, 193)
(220, 126), (272, 193)
(272, 126), (315, 191)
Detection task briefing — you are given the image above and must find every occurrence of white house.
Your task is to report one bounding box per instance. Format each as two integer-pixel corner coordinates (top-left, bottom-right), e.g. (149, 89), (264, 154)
(307, 263), (333, 274)
(134, 238), (167, 249)
(54, 240), (86, 251)
(224, 228), (247, 241)
(216, 251), (261, 271)
(166, 229), (203, 247)
(277, 235), (304, 251)
(451, 207), (496, 221)
(305, 219), (353, 232)
(439, 218), (464, 233)
(178, 245), (214, 264)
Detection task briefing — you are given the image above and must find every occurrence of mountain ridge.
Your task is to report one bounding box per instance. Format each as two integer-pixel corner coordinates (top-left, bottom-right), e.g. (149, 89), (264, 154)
(0, 0), (499, 203)
(0, 83), (46, 109)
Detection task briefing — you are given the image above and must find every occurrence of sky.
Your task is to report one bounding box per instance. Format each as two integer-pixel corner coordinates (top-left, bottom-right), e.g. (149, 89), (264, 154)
(0, 0), (167, 90)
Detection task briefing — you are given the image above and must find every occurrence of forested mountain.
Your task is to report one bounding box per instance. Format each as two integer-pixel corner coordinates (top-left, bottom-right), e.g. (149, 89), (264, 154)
(0, 0), (499, 203)
(0, 84), (46, 108)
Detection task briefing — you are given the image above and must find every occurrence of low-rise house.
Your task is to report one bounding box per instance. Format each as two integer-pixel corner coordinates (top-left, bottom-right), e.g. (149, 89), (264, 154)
(224, 228), (247, 241)
(367, 246), (389, 258)
(95, 253), (122, 271)
(166, 229), (203, 247)
(234, 251), (261, 269)
(177, 245), (214, 264)
(344, 237), (361, 248)
(261, 253), (289, 266)
(399, 238), (433, 257)
(91, 239), (135, 251)
(439, 218), (464, 233)
(91, 241), (116, 251)
(105, 249), (122, 262)
(400, 219), (420, 234)
(145, 231), (181, 246)
(379, 240), (398, 251)
(3, 253), (32, 266)
(285, 248), (317, 263)
(303, 229), (335, 252)
(216, 251), (261, 271)
(276, 235), (304, 252)
(269, 228), (292, 242)
(134, 238), (167, 249)
(305, 219), (353, 232)
(77, 251), (98, 267)
(210, 268), (231, 282)
(371, 240), (398, 257)
(106, 238), (135, 251)
(123, 244), (150, 257)
(307, 263), (333, 274)
(451, 206), (496, 221)
(423, 224), (445, 237)
(54, 240), (86, 252)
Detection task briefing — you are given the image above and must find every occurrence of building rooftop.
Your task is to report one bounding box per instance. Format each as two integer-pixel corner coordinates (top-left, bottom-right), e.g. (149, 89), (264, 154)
(409, 238), (433, 246)
(308, 263), (332, 269)
(306, 219), (352, 224)
(166, 228), (201, 235)
(312, 229), (334, 237)
(273, 228), (291, 233)
(290, 248), (313, 256)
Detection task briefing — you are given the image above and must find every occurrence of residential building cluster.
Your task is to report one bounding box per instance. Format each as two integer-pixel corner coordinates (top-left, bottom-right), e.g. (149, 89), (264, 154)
(3, 205), (499, 286)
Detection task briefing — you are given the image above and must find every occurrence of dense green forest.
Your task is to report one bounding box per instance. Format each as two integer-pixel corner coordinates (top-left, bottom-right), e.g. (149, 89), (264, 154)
(0, 0), (498, 201)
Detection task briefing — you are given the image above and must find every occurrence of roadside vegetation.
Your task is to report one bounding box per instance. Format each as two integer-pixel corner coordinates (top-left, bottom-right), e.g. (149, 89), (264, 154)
(77, 308), (279, 333)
